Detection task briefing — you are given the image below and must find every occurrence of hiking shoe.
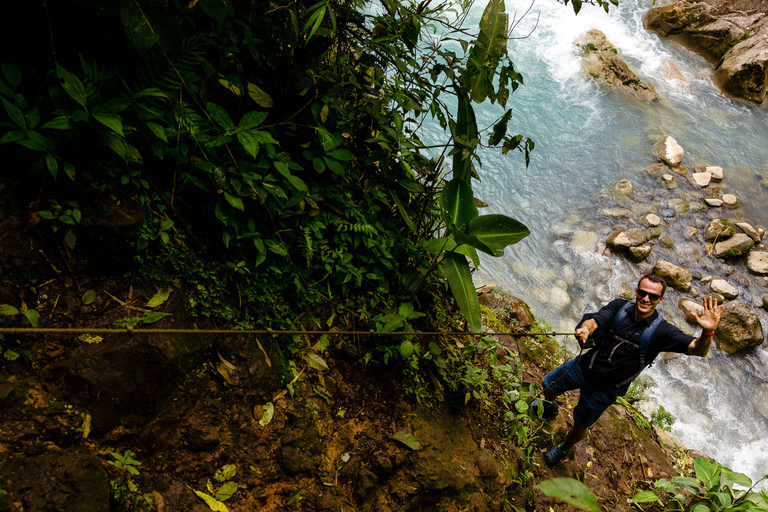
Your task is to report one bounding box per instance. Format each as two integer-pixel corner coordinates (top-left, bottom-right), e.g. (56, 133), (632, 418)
(543, 443), (569, 467)
(530, 399), (559, 419)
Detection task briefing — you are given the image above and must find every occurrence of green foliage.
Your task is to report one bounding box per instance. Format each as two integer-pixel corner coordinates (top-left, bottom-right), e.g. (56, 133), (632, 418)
(537, 478), (600, 511)
(650, 405), (675, 432)
(108, 450), (141, 476)
(633, 458), (768, 511)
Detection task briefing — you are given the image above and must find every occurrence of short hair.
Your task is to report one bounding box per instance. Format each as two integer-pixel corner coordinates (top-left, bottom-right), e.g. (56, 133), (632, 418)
(638, 273), (667, 297)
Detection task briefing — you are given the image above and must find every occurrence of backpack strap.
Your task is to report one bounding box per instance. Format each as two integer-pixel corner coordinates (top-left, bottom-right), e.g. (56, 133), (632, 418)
(615, 312), (665, 387)
(611, 300), (633, 329)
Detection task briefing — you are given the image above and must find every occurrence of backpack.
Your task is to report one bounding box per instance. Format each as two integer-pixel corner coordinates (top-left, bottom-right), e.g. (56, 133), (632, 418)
(580, 300), (664, 390)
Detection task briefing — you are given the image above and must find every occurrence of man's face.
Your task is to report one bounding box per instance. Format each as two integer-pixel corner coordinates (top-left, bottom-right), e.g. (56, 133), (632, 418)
(635, 278), (664, 317)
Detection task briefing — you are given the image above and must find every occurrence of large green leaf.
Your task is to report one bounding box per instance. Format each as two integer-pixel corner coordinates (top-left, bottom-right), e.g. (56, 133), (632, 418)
(441, 252), (481, 332)
(694, 458), (720, 490)
(468, 214), (529, 251)
(439, 179), (477, 230)
(452, 86), (478, 182)
(55, 63), (87, 109)
(536, 478), (600, 512)
(464, 0), (509, 103)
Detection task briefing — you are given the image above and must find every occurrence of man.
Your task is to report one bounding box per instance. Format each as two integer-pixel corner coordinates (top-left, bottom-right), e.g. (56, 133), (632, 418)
(533, 273), (723, 466)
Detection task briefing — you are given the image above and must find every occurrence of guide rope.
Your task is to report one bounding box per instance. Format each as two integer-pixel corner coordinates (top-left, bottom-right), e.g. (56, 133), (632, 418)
(0, 327), (576, 337)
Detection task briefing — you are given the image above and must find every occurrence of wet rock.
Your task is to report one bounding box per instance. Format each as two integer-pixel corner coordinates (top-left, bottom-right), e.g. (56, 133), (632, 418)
(575, 29), (660, 101)
(715, 300), (764, 354)
(678, 297), (705, 322)
(607, 229), (648, 249)
(643, 213), (661, 227)
(645, 1), (768, 103)
(629, 244), (653, 261)
(669, 198), (690, 216)
(709, 277), (739, 299)
(746, 249), (768, 274)
(691, 172), (712, 187)
(660, 236), (675, 248)
(570, 230), (598, 253)
(722, 193), (738, 207)
(704, 197), (724, 207)
(602, 207), (632, 217)
(619, 283), (635, 300)
(704, 218), (735, 241)
(653, 260), (692, 292)
(659, 208), (675, 218)
(652, 136), (684, 166)
(649, 227), (662, 238)
(712, 233), (754, 259)
(697, 165), (724, 181)
(762, 294), (768, 310)
(661, 174), (677, 188)
(736, 222), (761, 242)
(611, 178), (636, 199)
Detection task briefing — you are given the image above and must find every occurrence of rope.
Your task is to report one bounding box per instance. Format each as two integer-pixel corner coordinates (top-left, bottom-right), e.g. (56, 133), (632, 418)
(0, 327), (576, 337)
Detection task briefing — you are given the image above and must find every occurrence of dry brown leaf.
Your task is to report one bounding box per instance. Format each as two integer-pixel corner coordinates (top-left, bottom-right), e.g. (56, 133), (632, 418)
(216, 362), (239, 386)
(218, 353), (237, 370)
(255, 338), (271, 367)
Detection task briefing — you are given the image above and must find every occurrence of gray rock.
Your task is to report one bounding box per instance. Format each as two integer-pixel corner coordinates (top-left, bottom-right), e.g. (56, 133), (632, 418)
(653, 260), (692, 292)
(652, 136), (685, 166)
(629, 244), (653, 261)
(715, 300), (764, 354)
(691, 172), (712, 187)
(570, 231), (598, 254)
(712, 233), (755, 258)
(704, 197), (724, 207)
(611, 178), (635, 198)
(643, 213), (662, 227)
(661, 174), (677, 188)
(697, 165), (724, 181)
(722, 193), (738, 207)
(602, 207), (632, 218)
(746, 249), (768, 274)
(736, 222), (761, 242)
(704, 218), (735, 241)
(709, 277), (739, 299)
(678, 297), (705, 322)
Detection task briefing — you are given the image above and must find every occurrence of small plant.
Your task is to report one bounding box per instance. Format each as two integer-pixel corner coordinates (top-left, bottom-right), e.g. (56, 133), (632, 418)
(631, 457), (768, 511)
(109, 450), (141, 475)
(650, 406), (675, 432)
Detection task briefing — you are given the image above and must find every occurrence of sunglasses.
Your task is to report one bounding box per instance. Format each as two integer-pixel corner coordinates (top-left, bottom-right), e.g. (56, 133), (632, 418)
(636, 289), (662, 301)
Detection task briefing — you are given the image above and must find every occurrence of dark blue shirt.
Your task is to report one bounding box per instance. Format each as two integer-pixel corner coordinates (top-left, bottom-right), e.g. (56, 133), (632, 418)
(578, 298), (693, 394)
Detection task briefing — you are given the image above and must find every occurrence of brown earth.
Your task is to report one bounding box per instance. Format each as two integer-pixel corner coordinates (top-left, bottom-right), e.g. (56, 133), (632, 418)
(0, 185), (701, 512)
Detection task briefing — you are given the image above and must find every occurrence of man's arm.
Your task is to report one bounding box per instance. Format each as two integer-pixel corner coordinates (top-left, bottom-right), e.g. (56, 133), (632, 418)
(687, 296), (724, 357)
(575, 318), (598, 345)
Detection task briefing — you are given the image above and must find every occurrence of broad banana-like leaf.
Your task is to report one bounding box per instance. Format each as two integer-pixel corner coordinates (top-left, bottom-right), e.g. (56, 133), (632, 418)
(452, 86), (478, 182)
(468, 214), (529, 249)
(441, 252), (482, 333)
(464, 0), (509, 103)
(536, 478), (599, 512)
(453, 230), (503, 257)
(439, 179), (477, 230)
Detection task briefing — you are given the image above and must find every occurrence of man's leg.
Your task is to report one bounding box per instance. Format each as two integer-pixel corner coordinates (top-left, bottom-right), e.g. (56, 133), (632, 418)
(544, 386), (616, 466)
(532, 359), (583, 419)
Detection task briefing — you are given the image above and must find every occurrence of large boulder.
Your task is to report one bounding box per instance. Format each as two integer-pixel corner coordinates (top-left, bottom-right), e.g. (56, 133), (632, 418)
(712, 233), (755, 258)
(653, 260), (692, 292)
(644, 1), (768, 103)
(715, 300), (764, 353)
(652, 136), (685, 166)
(575, 30), (660, 101)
